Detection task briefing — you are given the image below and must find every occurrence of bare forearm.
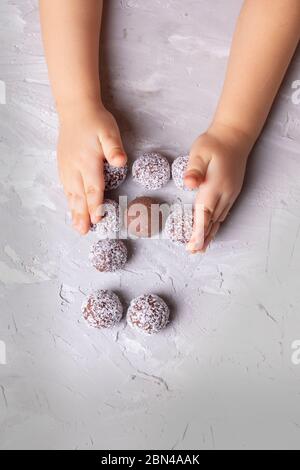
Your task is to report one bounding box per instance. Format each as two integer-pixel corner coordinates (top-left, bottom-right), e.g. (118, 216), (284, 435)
(213, 0), (300, 142)
(39, 0), (103, 114)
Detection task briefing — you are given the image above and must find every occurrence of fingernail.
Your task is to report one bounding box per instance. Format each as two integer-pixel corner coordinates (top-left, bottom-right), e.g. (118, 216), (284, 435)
(184, 170), (202, 187)
(185, 170), (201, 178)
(93, 205), (104, 222)
(187, 239), (203, 252)
(110, 156), (118, 165)
(91, 215), (99, 225)
(112, 154), (126, 167)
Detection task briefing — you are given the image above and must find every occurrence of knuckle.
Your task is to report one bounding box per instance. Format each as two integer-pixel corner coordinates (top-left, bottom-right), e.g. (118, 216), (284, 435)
(223, 186), (236, 200)
(64, 188), (73, 198)
(86, 185), (101, 196)
(190, 153), (203, 164)
(74, 192), (84, 200)
(102, 131), (118, 144)
(73, 193), (85, 205)
(222, 179), (242, 200)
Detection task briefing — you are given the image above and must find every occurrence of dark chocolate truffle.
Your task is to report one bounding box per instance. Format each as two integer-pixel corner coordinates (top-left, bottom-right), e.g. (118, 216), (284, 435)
(125, 197), (162, 238)
(90, 239), (127, 272)
(172, 155), (193, 191)
(127, 294), (170, 335)
(82, 290), (123, 329)
(90, 199), (120, 238)
(165, 205), (193, 245)
(132, 152), (170, 190)
(104, 161), (128, 190)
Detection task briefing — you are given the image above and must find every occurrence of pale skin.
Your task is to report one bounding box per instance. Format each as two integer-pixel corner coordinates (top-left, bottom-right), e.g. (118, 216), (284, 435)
(39, 0), (300, 251)
(39, 0), (127, 234)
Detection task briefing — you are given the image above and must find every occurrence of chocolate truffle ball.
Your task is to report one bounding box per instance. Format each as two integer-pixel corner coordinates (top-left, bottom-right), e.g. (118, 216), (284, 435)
(132, 152), (170, 190)
(104, 161), (128, 190)
(125, 197), (162, 238)
(90, 239), (127, 272)
(127, 294), (170, 335)
(172, 155), (193, 191)
(82, 290), (123, 329)
(90, 199), (120, 238)
(165, 205), (194, 245)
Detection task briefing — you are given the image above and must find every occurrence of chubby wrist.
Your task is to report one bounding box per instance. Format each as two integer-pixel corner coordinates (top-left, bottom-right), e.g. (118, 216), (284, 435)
(208, 120), (257, 153)
(56, 95), (105, 121)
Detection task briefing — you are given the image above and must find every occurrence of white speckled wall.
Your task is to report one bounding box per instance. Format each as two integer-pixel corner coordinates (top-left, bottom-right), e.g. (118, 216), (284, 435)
(1, 0), (300, 450)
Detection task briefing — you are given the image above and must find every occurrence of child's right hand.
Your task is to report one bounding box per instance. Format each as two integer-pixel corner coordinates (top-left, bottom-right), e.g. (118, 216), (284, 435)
(57, 102), (127, 235)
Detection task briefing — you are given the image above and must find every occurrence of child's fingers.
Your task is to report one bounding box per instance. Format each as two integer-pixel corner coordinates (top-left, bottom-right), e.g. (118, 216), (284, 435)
(187, 185), (221, 253)
(81, 159), (105, 225)
(64, 173), (90, 235)
(184, 151), (208, 190)
(212, 196), (231, 223)
(71, 194), (90, 235)
(188, 203), (211, 251)
(99, 129), (127, 168)
(201, 222), (221, 253)
(205, 218), (214, 237)
(189, 199), (233, 254)
(219, 203), (232, 223)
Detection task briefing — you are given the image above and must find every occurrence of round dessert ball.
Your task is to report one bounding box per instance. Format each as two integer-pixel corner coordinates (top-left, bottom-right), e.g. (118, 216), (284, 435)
(82, 290), (123, 329)
(90, 239), (127, 272)
(127, 294), (170, 335)
(90, 199), (120, 238)
(104, 161), (128, 190)
(125, 197), (162, 238)
(132, 152), (170, 190)
(165, 205), (194, 245)
(172, 155), (193, 191)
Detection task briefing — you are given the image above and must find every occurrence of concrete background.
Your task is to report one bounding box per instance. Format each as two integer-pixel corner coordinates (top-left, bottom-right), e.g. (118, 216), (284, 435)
(1, 0), (300, 450)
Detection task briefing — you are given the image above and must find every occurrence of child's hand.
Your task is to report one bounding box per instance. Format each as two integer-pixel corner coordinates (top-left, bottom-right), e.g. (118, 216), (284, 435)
(184, 123), (252, 253)
(57, 103), (127, 235)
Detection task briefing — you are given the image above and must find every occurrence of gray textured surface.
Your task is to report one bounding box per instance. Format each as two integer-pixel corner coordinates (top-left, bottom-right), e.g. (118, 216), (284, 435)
(1, 0), (300, 450)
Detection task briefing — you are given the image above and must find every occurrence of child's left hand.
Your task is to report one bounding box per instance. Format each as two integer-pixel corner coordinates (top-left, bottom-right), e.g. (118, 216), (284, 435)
(184, 123), (252, 253)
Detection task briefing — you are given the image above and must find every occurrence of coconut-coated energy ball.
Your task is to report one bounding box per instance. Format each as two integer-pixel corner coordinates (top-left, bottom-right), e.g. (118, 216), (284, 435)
(165, 205), (194, 245)
(90, 199), (120, 238)
(132, 152), (170, 190)
(82, 290), (123, 329)
(90, 239), (127, 272)
(104, 161), (128, 190)
(172, 155), (193, 191)
(127, 294), (170, 335)
(125, 196), (162, 238)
